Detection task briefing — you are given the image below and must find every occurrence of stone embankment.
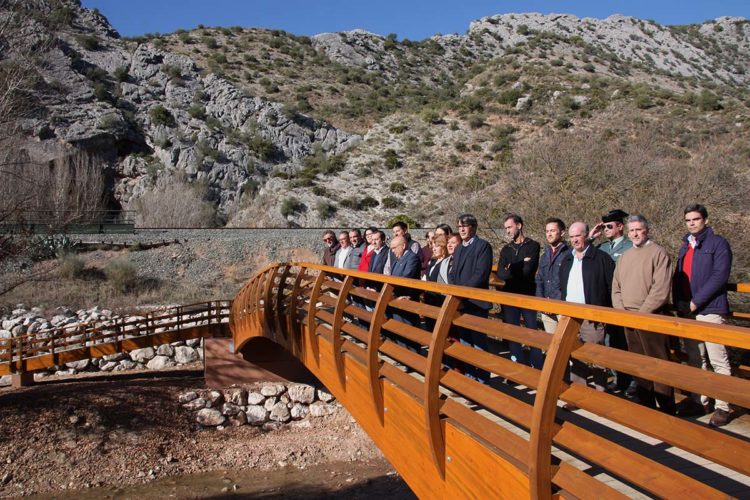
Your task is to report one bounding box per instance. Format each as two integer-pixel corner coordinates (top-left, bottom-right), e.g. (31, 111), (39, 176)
(0, 304), (205, 386)
(180, 383), (338, 430)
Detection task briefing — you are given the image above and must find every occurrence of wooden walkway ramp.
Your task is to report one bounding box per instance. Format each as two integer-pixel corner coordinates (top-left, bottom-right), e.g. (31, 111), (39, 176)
(0, 301), (230, 377)
(231, 263), (750, 499)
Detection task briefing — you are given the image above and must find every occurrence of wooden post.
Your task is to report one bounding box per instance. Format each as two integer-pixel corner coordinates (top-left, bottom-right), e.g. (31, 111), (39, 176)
(307, 271), (327, 365)
(288, 267), (306, 357)
(275, 265), (293, 344)
(423, 295), (460, 479)
(528, 315), (582, 500)
(366, 283), (394, 424)
(331, 275), (354, 388)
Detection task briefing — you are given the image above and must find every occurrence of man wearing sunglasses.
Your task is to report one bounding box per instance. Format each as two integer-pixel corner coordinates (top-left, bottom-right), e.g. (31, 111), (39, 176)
(321, 230), (339, 267)
(588, 209), (632, 262)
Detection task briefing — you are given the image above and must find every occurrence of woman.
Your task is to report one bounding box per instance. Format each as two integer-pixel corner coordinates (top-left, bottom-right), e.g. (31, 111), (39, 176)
(435, 223), (453, 238)
(423, 235), (450, 330)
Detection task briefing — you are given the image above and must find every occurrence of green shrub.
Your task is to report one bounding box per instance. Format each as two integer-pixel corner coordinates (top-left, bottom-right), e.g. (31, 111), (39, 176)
(188, 104), (207, 120)
(281, 197), (306, 217)
(203, 36), (218, 49)
(149, 105), (176, 127)
(161, 63), (182, 80)
(468, 114), (486, 129)
(583, 63), (595, 73)
(75, 34), (100, 50)
(315, 200), (337, 219)
(387, 214), (419, 229)
(498, 88), (523, 105)
(93, 83), (111, 102)
(113, 66), (129, 82)
(381, 196), (403, 209)
(58, 254), (85, 279)
(383, 149), (401, 170)
(697, 90), (722, 111)
(390, 182), (407, 194)
(554, 116), (573, 129)
(516, 24), (530, 36)
(105, 258), (137, 293)
(246, 134), (277, 161)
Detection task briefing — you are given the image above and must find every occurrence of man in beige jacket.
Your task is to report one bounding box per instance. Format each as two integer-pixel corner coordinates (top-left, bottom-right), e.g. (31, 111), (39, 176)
(612, 214), (675, 415)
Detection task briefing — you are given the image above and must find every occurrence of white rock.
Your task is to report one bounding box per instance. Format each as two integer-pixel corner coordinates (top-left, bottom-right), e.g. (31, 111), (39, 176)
(225, 388), (247, 406)
(115, 359), (137, 371)
(290, 403), (309, 419)
(66, 359), (91, 371)
(183, 397), (206, 411)
(100, 361), (118, 372)
(260, 383), (285, 397)
(130, 347), (156, 363)
(146, 355), (173, 370)
(264, 397), (277, 411)
(205, 390), (224, 407)
(221, 402), (242, 416)
(269, 402), (291, 422)
(186, 338), (201, 347)
(288, 384), (315, 404)
(245, 405), (268, 425)
(229, 412), (247, 426)
(0, 375), (11, 386)
(317, 389), (335, 403)
(196, 408), (225, 427)
(103, 352), (128, 362)
(309, 401), (335, 417)
(156, 344), (174, 357)
(515, 95), (532, 111)
(174, 346), (198, 364)
(179, 391), (198, 403)
(246, 392), (265, 405)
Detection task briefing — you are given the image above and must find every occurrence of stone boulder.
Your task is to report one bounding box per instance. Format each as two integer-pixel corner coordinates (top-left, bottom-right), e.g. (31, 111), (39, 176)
(245, 405), (268, 425)
(288, 384), (315, 404)
(260, 383), (285, 397)
(196, 408), (225, 427)
(174, 346), (198, 364)
(246, 391), (265, 405)
(269, 402), (291, 423)
(309, 401), (335, 417)
(225, 388), (247, 406)
(146, 355), (172, 370)
(129, 347), (156, 363)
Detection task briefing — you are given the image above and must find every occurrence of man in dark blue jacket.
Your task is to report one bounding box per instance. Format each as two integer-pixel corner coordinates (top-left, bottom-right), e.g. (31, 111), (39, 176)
(535, 217), (568, 333)
(448, 213), (493, 383)
(673, 204), (734, 426)
(387, 235), (422, 353)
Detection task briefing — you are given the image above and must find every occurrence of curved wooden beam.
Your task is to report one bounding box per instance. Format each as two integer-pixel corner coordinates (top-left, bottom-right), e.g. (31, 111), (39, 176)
(528, 315), (582, 500)
(367, 283), (393, 424)
(288, 265), (306, 357)
(274, 264), (293, 345)
(263, 266), (280, 340)
(423, 294), (461, 479)
(307, 270), (327, 365)
(331, 275), (355, 388)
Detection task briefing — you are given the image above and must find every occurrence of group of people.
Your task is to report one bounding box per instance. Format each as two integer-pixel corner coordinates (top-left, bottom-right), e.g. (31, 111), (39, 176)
(320, 204), (736, 427)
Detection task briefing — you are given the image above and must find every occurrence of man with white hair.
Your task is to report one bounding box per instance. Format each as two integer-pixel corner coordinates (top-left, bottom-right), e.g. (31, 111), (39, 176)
(612, 215), (675, 415)
(558, 222), (615, 405)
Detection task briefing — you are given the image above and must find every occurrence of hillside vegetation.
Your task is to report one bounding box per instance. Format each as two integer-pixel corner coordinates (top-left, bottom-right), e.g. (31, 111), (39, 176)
(0, 0), (748, 278)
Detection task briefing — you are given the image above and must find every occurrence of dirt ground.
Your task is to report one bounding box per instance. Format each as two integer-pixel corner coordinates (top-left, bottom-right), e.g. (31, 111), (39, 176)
(0, 369), (413, 498)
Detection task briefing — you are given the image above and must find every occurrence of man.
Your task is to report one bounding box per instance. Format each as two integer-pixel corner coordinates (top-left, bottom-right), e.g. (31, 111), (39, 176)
(589, 209), (634, 394)
(333, 231), (354, 269)
(321, 230), (339, 267)
(387, 235), (422, 352)
(497, 214), (542, 368)
(673, 204), (734, 426)
(588, 209), (633, 261)
(365, 231), (388, 293)
(448, 213), (493, 383)
(535, 218), (568, 333)
(559, 222), (615, 402)
(347, 228), (365, 268)
(384, 221), (421, 275)
(612, 215), (675, 414)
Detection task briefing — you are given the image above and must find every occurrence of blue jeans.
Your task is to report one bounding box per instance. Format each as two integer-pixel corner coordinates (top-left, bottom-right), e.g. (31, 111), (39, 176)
(503, 306), (544, 369)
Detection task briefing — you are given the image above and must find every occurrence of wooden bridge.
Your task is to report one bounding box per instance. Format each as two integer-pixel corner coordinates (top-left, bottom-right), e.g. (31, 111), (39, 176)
(0, 301), (230, 382)
(2, 263), (749, 498)
(231, 262), (750, 499)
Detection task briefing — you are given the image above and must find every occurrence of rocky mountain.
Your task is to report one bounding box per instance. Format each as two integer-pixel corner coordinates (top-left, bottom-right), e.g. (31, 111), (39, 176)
(3, 0), (749, 230)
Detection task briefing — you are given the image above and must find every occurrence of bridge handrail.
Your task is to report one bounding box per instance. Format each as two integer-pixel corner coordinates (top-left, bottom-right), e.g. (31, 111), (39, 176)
(230, 262), (750, 499)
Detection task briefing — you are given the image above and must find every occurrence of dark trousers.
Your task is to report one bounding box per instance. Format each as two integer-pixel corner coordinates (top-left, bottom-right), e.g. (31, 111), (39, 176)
(457, 302), (490, 384)
(624, 327), (675, 414)
(386, 307), (421, 354)
(606, 324), (632, 390)
(503, 306), (544, 369)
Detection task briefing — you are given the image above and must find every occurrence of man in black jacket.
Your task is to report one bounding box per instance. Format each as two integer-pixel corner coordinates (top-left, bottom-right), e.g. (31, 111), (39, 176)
(497, 213), (542, 368)
(448, 213), (493, 383)
(558, 222), (615, 402)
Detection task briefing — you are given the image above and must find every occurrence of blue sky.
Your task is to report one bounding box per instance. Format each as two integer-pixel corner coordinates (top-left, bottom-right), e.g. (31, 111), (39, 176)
(82, 0), (750, 40)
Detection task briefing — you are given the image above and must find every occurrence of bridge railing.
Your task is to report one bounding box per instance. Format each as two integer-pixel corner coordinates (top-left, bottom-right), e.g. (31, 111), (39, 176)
(0, 300), (230, 373)
(231, 263), (750, 499)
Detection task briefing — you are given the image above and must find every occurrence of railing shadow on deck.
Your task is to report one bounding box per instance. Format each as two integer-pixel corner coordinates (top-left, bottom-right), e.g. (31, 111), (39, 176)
(230, 262), (750, 499)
